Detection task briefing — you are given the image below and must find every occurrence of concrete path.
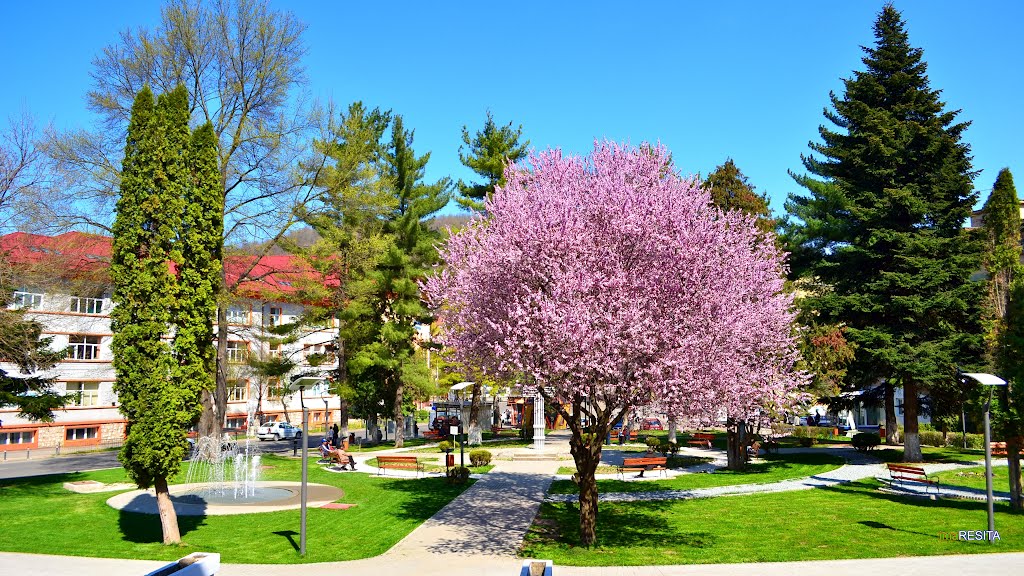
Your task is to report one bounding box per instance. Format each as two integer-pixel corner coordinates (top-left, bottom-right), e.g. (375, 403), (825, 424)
(2, 436), (1023, 576)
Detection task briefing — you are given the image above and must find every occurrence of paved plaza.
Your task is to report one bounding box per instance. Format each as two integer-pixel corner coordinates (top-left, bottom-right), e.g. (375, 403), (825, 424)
(1, 430), (1023, 575)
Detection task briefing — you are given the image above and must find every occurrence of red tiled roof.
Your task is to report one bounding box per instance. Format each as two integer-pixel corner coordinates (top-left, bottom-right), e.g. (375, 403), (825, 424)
(0, 232), (336, 302)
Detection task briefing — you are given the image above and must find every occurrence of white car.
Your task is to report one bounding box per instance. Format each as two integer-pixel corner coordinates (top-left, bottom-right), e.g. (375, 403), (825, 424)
(256, 421), (303, 441)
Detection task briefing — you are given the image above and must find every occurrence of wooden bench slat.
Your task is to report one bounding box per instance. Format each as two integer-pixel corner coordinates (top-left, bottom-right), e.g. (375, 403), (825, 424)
(618, 457), (668, 478)
(377, 455), (424, 477)
(885, 462), (939, 494)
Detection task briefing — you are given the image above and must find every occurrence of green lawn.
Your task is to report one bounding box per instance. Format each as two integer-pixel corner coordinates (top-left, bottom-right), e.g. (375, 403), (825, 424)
(523, 479), (1024, 565)
(873, 446), (986, 464)
(0, 454), (470, 563)
(548, 452), (845, 495)
(932, 465), (1012, 492)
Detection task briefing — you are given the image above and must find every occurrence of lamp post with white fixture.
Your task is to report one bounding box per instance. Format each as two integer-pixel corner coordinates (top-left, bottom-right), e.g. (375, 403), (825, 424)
(959, 371), (1008, 537)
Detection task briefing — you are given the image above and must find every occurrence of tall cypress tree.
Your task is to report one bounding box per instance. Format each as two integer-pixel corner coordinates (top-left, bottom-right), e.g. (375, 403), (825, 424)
(987, 168), (1024, 510)
(785, 5), (984, 462)
(109, 85), (224, 544)
(172, 120), (223, 460)
(456, 111), (529, 213)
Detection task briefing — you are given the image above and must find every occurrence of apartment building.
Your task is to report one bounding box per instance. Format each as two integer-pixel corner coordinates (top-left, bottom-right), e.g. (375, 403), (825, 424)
(0, 231), (341, 453)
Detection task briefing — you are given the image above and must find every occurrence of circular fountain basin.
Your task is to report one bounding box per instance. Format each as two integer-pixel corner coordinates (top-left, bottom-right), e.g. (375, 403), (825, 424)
(106, 481), (344, 516)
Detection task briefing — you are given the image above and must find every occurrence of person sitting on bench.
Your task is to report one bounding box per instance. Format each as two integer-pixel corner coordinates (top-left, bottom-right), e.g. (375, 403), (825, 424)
(330, 447), (356, 470)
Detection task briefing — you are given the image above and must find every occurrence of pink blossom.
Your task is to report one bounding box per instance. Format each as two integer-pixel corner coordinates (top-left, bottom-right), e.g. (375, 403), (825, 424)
(424, 141), (803, 423)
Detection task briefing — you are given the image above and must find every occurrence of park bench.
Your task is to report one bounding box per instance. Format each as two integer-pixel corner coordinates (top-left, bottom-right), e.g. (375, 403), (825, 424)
(991, 442), (1024, 457)
(376, 455), (424, 477)
(610, 429), (639, 442)
(885, 463), (940, 495)
(686, 433), (716, 449)
(490, 426), (519, 437)
(422, 429), (444, 440)
(618, 456), (668, 479)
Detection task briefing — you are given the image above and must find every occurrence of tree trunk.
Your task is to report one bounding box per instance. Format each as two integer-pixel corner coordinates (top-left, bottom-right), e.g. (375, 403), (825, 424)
(667, 415), (677, 444)
(154, 476), (181, 544)
(570, 423), (602, 547)
(902, 381), (922, 462)
(726, 417), (746, 471)
(468, 381), (483, 445)
(393, 379), (405, 448)
(1008, 438), (1023, 511)
(199, 303), (228, 438)
(885, 382), (899, 444)
(339, 397), (349, 440)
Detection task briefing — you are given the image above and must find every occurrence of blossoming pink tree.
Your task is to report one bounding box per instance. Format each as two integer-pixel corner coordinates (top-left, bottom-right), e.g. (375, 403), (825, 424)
(423, 142), (803, 546)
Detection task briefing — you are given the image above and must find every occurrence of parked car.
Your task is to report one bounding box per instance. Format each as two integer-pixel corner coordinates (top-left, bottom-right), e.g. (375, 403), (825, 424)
(640, 418), (664, 430)
(256, 421), (303, 441)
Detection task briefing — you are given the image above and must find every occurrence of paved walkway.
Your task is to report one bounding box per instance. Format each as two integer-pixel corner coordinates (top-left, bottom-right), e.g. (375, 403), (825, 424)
(2, 434), (1023, 576)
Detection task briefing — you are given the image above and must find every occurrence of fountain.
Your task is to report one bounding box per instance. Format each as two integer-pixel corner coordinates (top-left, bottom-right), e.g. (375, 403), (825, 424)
(107, 382), (343, 515)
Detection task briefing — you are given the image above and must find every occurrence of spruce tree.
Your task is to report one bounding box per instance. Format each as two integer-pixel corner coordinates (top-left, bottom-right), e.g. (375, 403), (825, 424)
(456, 111), (529, 213)
(785, 5), (984, 462)
(986, 168), (1024, 510)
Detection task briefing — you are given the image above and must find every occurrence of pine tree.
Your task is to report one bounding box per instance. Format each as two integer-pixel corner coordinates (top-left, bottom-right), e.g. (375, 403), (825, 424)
(0, 258), (66, 419)
(297, 101), (395, 440)
(456, 111), (529, 213)
(455, 111), (528, 441)
(785, 5), (984, 462)
(346, 115), (449, 448)
(704, 159), (773, 234)
(986, 168), (1024, 510)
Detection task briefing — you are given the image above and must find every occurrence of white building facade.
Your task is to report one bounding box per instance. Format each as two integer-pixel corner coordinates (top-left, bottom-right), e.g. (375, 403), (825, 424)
(0, 232), (340, 454)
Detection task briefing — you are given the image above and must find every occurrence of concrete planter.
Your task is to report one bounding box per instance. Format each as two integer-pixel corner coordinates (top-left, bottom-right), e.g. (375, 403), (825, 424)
(145, 552), (220, 576)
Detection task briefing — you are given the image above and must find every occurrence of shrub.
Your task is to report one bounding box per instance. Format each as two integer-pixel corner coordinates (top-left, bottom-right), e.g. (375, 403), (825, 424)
(793, 426), (834, 441)
(851, 432), (880, 452)
(469, 449), (492, 466)
(918, 430), (947, 447)
(646, 436), (661, 449)
(656, 442), (670, 456)
(438, 441), (453, 452)
(798, 437), (815, 447)
(416, 409), (430, 422)
(446, 466), (471, 485)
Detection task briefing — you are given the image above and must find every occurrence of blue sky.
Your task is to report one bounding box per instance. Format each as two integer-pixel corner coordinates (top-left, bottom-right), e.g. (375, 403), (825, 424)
(2, 1), (1021, 217)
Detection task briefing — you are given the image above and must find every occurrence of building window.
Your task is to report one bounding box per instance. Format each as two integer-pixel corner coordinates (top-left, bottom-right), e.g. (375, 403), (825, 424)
(12, 291), (43, 309)
(70, 297), (104, 314)
(227, 305), (248, 324)
(268, 343), (282, 358)
(227, 380), (248, 402)
(68, 335), (101, 360)
(66, 382), (101, 407)
(226, 341), (247, 363)
(65, 427), (99, 441)
(304, 343), (335, 365)
(0, 431), (35, 445)
(226, 417), (247, 429)
(268, 306), (283, 327)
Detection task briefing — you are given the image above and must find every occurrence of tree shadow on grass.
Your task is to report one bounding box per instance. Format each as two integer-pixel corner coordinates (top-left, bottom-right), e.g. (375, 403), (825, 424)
(525, 499), (714, 552)
(857, 520), (934, 538)
(817, 480), (1010, 513)
(117, 509), (207, 543)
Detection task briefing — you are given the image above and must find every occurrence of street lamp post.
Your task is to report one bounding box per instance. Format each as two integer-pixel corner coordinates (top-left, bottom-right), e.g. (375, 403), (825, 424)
(960, 371), (1008, 537)
(289, 376), (325, 557)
